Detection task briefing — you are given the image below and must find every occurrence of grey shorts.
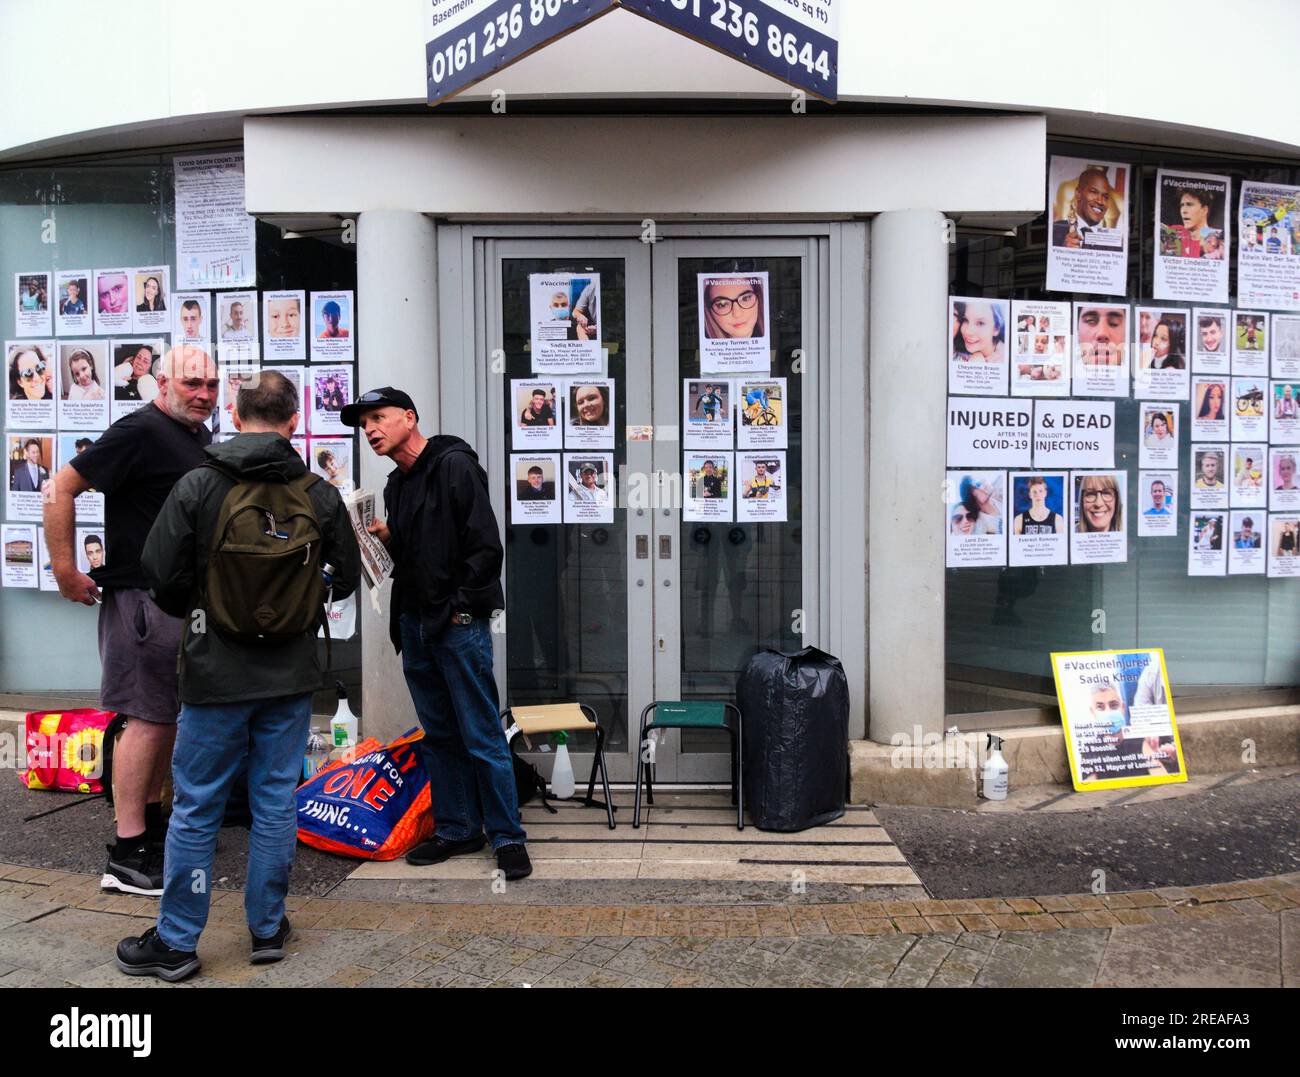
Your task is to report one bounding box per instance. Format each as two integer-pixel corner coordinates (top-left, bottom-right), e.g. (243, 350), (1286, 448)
(98, 588), (184, 725)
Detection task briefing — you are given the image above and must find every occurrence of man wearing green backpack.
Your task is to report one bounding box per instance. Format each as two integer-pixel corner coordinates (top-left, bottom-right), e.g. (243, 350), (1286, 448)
(115, 369), (360, 981)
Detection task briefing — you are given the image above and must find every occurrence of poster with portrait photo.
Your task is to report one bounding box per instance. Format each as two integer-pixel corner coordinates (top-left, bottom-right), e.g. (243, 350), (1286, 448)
(1190, 377), (1229, 440)
(6, 433), (53, 522)
(512, 379), (562, 449)
(6, 341), (57, 429)
(1227, 510), (1266, 576)
(1010, 299), (1070, 397)
(1073, 303), (1130, 398)
(737, 451), (787, 523)
(1237, 179), (1300, 312)
(684, 452), (734, 523)
(1191, 308), (1230, 374)
(736, 377), (787, 450)
(1153, 169), (1230, 304)
(1269, 447), (1300, 511)
(74, 526), (107, 578)
(131, 267), (170, 334)
(269, 365), (307, 436)
(53, 270), (92, 336)
(58, 433), (104, 523)
(172, 292), (212, 347)
(1230, 443), (1268, 509)
(529, 274), (602, 375)
(14, 271), (51, 336)
(263, 290), (306, 361)
(1046, 156), (1130, 296)
(1271, 314), (1300, 380)
(562, 452), (615, 524)
(1008, 471), (1066, 567)
(699, 272), (770, 375)
(511, 453), (561, 525)
(1133, 307), (1189, 400)
(1232, 311), (1268, 377)
(565, 379), (615, 451)
(1267, 514), (1300, 577)
(309, 365), (351, 435)
(1070, 471), (1127, 565)
(948, 296), (1010, 395)
(1230, 377), (1268, 442)
(1050, 649), (1184, 790)
(1189, 444), (1228, 509)
(90, 269), (131, 334)
(945, 470), (1006, 568)
(309, 436), (355, 498)
(218, 365), (261, 434)
(1, 525), (38, 588)
(57, 342), (110, 430)
(1270, 381), (1300, 443)
(1188, 512), (1227, 576)
(1138, 403), (1178, 469)
(310, 291), (355, 363)
(109, 339), (164, 422)
(1137, 471), (1177, 538)
(683, 378), (733, 449)
(215, 290), (258, 361)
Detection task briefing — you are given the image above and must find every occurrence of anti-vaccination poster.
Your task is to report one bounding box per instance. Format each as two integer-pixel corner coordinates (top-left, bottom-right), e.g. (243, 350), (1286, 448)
(945, 470), (1006, 568)
(1072, 303), (1130, 398)
(1153, 169), (1230, 304)
(1188, 511), (1228, 576)
(948, 296), (1009, 395)
(173, 151), (257, 290)
(1133, 306), (1190, 401)
(1009, 299), (1070, 397)
(1050, 649), (1185, 791)
(1069, 471), (1127, 565)
(684, 452), (734, 522)
(699, 272), (770, 375)
(1046, 156), (1130, 297)
(1268, 514), (1300, 577)
(1007, 471), (1066, 567)
(1136, 471), (1177, 537)
(1237, 179), (1300, 311)
(529, 273), (602, 374)
(1191, 307), (1230, 375)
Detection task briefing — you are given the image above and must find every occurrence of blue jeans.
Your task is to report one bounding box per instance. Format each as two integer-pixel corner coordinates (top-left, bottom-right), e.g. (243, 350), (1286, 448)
(157, 693), (312, 952)
(399, 614), (525, 851)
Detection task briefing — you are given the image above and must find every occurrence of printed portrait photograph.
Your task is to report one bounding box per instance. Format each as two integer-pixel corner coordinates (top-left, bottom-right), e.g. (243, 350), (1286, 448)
(950, 298), (1008, 365)
(8, 434), (54, 492)
(1158, 179), (1225, 260)
(1050, 159), (1127, 249)
(58, 276), (89, 317)
(568, 382), (610, 427)
(95, 271), (129, 315)
(134, 271), (167, 313)
(687, 380), (730, 423)
(18, 272), (49, 312)
(1073, 473), (1124, 533)
(739, 382), (783, 428)
(59, 343), (108, 402)
(688, 456), (729, 500)
(112, 342), (161, 403)
(1076, 305), (1127, 366)
(565, 458), (611, 503)
(7, 343), (53, 402)
(516, 383), (558, 429)
(948, 472), (1005, 534)
(515, 458), (556, 501)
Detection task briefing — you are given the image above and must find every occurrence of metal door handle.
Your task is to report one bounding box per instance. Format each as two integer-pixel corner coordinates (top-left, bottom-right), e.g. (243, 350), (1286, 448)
(659, 535), (671, 559)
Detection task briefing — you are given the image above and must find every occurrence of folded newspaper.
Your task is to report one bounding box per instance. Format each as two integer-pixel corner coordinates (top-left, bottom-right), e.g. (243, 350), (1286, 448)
(344, 489), (393, 589)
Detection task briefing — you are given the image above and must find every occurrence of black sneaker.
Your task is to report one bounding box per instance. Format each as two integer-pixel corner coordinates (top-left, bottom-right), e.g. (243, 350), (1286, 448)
(101, 841), (164, 897)
(116, 927), (200, 982)
(496, 843), (532, 881)
(251, 916), (293, 964)
(404, 834), (486, 866)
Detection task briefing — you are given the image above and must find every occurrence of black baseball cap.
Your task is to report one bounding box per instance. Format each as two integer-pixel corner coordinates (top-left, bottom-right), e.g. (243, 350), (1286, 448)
(340, 386), (419, 427)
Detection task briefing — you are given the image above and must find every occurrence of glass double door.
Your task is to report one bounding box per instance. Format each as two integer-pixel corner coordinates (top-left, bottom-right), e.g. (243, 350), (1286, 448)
(491, 236), (811, 783)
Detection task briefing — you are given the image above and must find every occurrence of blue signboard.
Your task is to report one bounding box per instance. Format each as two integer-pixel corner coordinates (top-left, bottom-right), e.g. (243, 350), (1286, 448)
(426, 0), (839, 105)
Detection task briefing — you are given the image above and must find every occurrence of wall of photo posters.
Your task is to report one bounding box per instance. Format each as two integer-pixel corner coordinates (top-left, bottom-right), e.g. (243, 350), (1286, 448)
(945, 153), (1300, 584)
(4, 279), (358, 598)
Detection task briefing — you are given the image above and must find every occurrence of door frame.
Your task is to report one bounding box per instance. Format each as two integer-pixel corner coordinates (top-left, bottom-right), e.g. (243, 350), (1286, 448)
(437, 221), (869, 783)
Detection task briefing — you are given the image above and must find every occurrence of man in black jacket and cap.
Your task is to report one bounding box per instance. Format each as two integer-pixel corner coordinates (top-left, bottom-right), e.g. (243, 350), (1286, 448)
(114, 370), (359, 981)
(342, 387), (530, 881)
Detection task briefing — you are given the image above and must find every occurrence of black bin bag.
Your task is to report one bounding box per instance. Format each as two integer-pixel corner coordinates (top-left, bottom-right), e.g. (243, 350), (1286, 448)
(737, 647), (849, 832)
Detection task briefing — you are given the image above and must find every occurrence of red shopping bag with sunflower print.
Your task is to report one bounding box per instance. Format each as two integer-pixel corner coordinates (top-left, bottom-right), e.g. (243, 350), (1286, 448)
(20, 709), (113, 794)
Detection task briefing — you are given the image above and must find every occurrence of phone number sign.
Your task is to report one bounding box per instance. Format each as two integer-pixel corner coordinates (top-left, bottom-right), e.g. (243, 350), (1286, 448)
(426, 0), (839, 105)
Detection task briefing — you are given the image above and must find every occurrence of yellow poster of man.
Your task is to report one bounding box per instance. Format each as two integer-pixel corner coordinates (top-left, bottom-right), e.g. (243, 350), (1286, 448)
(1050, 649), (1187, 791)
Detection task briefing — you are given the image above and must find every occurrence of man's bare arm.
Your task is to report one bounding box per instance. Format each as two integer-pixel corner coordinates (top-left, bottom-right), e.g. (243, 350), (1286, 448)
(43, 463), (98, 605)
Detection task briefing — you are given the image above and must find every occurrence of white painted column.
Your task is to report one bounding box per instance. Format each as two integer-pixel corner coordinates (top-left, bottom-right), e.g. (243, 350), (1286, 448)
(867, 209), (948, 745)
(356, 210), (439, 744)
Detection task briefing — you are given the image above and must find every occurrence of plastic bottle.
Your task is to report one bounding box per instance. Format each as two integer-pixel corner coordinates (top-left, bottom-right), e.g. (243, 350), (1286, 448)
(303, 728), (329, 780)
(981, 734), (1009, 800)
(550, 730), (575, 799)
(330, 681), (358, 749)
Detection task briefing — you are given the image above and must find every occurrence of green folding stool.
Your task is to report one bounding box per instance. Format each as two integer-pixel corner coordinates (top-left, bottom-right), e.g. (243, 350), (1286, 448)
(632, 701), (743, 830)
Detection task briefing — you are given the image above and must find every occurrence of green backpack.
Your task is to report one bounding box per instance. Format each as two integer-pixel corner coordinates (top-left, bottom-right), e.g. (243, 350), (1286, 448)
(203, 464), (326, 641)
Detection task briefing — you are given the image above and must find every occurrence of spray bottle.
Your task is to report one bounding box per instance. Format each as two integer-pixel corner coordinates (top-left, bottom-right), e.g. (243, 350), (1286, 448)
(980, 734), (1009, 800)
(329, 681), (358, 749)
(550, 730), (575, 799)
